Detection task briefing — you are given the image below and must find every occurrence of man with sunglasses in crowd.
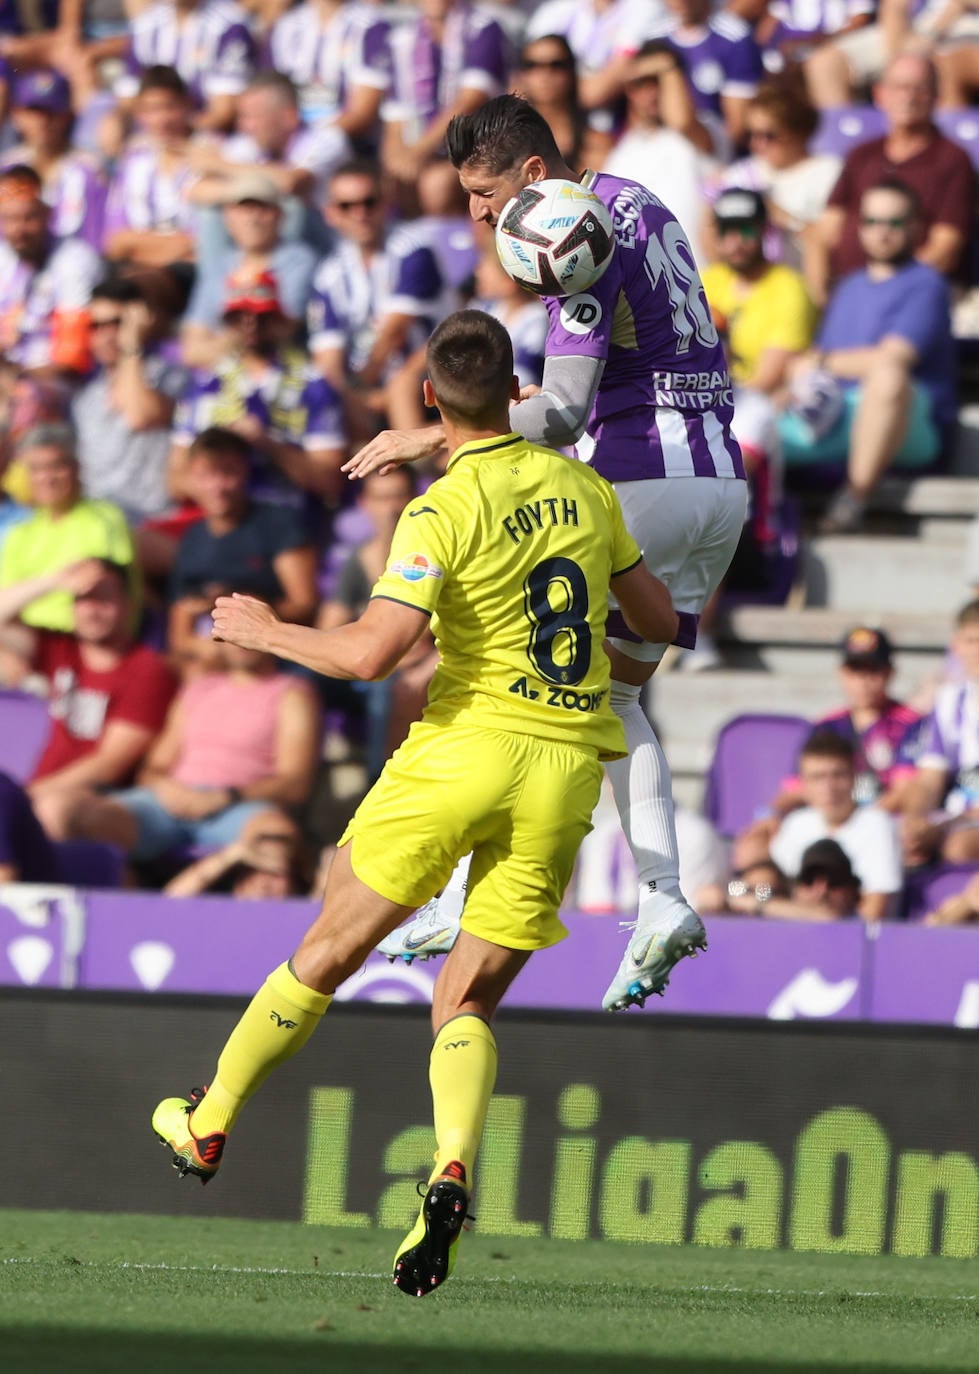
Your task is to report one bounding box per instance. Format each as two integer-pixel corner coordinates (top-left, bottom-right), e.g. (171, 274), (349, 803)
(779, 177), (955, 534)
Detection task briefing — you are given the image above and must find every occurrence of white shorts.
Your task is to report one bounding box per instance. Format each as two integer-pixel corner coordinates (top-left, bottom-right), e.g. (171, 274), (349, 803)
(608, 476), (748, 663)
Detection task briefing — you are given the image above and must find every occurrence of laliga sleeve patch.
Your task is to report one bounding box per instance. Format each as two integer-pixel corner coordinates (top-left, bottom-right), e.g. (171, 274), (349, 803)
(559, 292), (603, 336)
(390, 552), (444, 583)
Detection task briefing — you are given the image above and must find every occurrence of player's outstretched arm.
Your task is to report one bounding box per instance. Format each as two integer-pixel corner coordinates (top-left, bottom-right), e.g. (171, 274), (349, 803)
(610, 563), (679, 646)
(341, 425), (447, 480)
(212, 593), (431, 682)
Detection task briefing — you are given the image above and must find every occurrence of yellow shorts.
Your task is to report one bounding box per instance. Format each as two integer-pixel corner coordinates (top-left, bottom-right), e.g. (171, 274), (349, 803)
(339, 719), (603, 950)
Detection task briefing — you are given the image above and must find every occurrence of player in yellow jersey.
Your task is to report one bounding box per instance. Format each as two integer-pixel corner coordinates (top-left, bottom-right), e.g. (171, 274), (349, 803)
(150, 309), (678, 1297)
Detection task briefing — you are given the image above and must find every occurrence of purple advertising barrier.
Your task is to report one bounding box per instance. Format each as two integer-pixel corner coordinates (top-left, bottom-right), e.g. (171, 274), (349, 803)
(73, 893), (867, 1022)
(0, 884), (86, 988)
(868, 923), (979, 1028)
(79, 891), (317, 995)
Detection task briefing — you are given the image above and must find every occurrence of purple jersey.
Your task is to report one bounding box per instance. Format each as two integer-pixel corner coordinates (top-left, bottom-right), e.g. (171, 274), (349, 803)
(116, 0), (256, 107)
(104, 140), (199, 237)
(917, 682), (979, 813)
(266, 1), (391, 126)
(767, 0), (872, 40)
(802, 701), (926, 802)
(308, 229), (456, 375)
(386, 2), (510, 142)
(545, 171), (744, 483)
(0, 149), (107, 251)
(648, 14), (763, 121)
(0, 236), (101, 369)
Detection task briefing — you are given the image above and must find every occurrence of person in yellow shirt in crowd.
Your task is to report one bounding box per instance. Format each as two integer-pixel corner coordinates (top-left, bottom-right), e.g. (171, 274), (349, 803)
(0, 423), (135, 632)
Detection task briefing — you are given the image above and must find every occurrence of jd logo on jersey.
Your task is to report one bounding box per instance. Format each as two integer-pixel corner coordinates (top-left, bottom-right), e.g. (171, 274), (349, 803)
(560, 293), (602, 336)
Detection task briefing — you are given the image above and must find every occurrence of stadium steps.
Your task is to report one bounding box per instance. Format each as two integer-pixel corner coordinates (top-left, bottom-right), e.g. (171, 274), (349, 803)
(718, 606), (953, 678)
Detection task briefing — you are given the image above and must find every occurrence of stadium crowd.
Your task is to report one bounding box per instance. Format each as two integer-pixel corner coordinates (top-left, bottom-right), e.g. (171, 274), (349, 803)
(0, 0), (976, 922)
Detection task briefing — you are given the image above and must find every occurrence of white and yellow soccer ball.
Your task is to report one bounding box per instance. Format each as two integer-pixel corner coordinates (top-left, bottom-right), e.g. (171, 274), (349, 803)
(494, 179), (614, 298)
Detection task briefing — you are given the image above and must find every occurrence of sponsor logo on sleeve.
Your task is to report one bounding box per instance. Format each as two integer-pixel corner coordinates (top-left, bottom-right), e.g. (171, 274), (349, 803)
(559, 293), (603, 336)
(390, 553), (444, 583)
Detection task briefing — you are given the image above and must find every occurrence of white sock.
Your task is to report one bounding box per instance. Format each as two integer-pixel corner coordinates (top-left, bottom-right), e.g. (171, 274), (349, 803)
(606, 680), (684, 915)
(436, 853), (472, 925)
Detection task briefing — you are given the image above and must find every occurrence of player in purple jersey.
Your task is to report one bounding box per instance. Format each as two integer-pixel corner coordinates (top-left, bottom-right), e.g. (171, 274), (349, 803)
(348, 94), (748, 1011)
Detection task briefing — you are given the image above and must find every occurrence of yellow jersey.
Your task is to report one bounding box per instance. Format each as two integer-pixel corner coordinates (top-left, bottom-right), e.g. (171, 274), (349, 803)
(701, 261), (816, 385)
(371, 432), (641, 760)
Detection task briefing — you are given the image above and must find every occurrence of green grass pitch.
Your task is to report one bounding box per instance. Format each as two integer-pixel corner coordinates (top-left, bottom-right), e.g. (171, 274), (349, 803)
(2, 1209), (977, 1374)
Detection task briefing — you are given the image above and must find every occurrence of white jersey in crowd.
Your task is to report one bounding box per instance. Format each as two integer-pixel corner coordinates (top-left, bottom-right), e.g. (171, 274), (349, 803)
(770, 805), (903, 896)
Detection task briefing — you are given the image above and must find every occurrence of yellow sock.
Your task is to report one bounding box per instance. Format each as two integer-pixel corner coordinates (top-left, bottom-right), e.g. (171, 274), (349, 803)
(428, 1014), (498, 1185)
(191, 962), (331, 1137)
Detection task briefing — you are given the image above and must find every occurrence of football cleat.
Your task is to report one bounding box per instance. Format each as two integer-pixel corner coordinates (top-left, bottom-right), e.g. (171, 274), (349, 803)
(602, 904), (708, 1012)
(151, 1086), (225, 1185)
(393, 1161), (470, 1298)
(377, 895), (462, 964)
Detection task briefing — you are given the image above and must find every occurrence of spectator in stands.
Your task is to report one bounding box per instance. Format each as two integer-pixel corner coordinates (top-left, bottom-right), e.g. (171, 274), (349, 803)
(0, 163), (100, 375)
(163, 815), (310, 897)
(168, 426), (317, 670)
(470, 241), (548, 390)
(185, 71), (349, 234)
(0, 771), (59, 882)
(810, 53), (976, 303)
(705, 838), (863, 920)
(382, 0), (510, 190)
(760, 729), (903, 920)
(73, 277), (187, 526)
(0, 557), (176, 841)
(803, 0), (931, 107)
(113, 0), (257, 135)
(0, 371), (71, 507)
(781, 178), (956, 534)
(601, 42), (716, 267)
(181, 169), (318, 366)
(0, 425), (135, 631)
(103, 66), (200, 273)
(4, 69), (107, 251)
(513, 34), (601, 174)
(645, 0), (765, 150)
(703, 187), (815, 490)
(265, 0), (392, 142)
(309, 160), (454, 443)
(901, 598), (979, 866)
(758, 0), (873, 95)
(712, 82), (841, 273)
(76, 635), (321, 864)
(523, 0), (650, 117)
(170, 272), (347, 506)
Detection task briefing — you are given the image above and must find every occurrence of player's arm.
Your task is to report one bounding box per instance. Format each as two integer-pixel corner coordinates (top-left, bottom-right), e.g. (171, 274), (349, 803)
(509, 353), (605, 448)
(212, 592), (429, 681)
(610, 562), (679, 646)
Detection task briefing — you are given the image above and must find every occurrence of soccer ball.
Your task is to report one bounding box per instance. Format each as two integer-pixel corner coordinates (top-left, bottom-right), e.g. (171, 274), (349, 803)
(495, 179), (614, 298)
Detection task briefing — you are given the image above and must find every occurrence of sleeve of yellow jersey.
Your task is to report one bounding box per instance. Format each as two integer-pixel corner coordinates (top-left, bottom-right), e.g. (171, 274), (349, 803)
(369, 488), (462, 618)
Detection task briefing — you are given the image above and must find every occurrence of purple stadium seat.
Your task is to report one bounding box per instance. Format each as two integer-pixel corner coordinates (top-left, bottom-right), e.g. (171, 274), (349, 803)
(934, 109), (979, 169)
(901, 862), (979, 922)
(810, 105), (887, 157)
(0, 689), (50, 784)
(53, 840), (125, 889)
(703, 712), (812, 837)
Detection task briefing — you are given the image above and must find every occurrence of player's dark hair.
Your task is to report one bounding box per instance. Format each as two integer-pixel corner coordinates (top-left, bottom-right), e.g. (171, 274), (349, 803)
(426, 309), (514, 425)
(447, 95), (561, 173)
(862, 177), (922, 220)
(188, 426), (252, 466)
(798, 729), (855, 767)
(137, 64), (190, 100)
(957, 597), (979, 628)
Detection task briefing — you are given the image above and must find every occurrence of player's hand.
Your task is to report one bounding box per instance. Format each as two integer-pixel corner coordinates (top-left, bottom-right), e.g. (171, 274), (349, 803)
(341, 426), (444, 479)
(212, 593), (279, 651)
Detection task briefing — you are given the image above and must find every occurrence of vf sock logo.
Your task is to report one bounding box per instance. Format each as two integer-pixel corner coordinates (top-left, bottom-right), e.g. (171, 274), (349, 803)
(442, 1039), (471, 1050)
(269, 1010), (298, 1028)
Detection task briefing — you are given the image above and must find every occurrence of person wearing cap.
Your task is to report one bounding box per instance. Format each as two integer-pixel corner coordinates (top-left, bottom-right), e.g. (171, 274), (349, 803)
(767, 729), (902, 922)
(181, 168), (317, 368)
(3, 69), (107, 252)
(170, 269), (347, 506)
(780, 175), (956, 534)
(103, 65), (199, 271)
(734, 622), (925, 864)
(0, 163), (101, 376)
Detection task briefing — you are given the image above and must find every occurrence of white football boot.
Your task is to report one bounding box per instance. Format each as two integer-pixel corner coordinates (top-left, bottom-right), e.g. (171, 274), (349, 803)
(602, 898), (707, 1011)
(376, 855), (470, 963)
